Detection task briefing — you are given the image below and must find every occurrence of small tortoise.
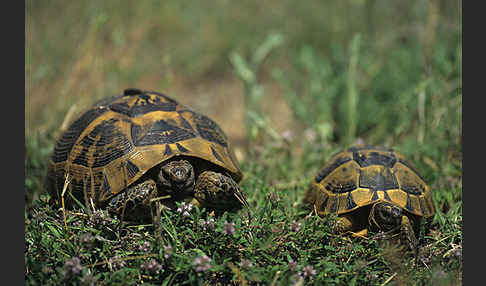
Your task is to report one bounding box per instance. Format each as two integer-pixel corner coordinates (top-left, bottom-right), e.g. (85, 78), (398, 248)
(46, 88), (247, 221)
(304, 146), (435, 248)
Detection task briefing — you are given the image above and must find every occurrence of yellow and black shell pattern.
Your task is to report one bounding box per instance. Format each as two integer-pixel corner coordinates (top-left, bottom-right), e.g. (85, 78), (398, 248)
(305, 146), (435, 219)
(46, 88), (242, 207)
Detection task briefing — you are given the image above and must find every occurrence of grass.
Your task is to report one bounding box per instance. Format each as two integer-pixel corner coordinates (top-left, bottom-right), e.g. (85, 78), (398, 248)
(26, 1), (461, 285)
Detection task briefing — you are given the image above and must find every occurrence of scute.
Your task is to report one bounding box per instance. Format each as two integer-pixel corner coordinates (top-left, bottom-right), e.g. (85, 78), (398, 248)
(321, 160), (359, 194)
(193, 112), (229, 147)
(352, 149), (397, 168)
(46, 89), (242, 208)
(109, 91), (178, 117)
(314, 154), (352, 183)
(73, 117), (134, 168)
(358, 166), (399, 191)
(394, 161), (427, 195)
(51, 107), (109, 163)
(305, 146), (435, 218)
(130, 119), (197, 146)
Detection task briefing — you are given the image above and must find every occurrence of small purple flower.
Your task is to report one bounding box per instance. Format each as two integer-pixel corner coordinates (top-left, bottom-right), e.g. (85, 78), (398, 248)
(194, 255), (212, 272)
(141, 259), (163, 275)
(79, 233), (95, 248)
(90, 210), (111, 226)
(164, 244), (173, 259)
(290, 220), (302, 233)
(420, 256), (431, 266)
(453, 248), (462, 258)
(139, 241), (151, 252)
(223, 221), (236, 235)
(108, 255), (127, 271)
(239, 259), (253, 269)
(287, 259), (298, 272)
(300, 265), (317, 279)
(63, 257), (83, 279)
(269, 191), (280, 204)
(177, 202), (193, 217)
(201, 218), (215, 231)
(366, 272), (378, 282)
(71, 219), (82, 227)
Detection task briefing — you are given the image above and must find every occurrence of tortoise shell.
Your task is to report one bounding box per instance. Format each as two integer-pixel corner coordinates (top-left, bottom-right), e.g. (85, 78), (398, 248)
(305, 146), (435, 218)
(46, 88), (242, 207)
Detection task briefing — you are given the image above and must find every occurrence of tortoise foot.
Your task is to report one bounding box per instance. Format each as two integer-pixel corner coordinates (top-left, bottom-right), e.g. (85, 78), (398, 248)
(194, 171), (247, 211)
(107, 179), (158, 221)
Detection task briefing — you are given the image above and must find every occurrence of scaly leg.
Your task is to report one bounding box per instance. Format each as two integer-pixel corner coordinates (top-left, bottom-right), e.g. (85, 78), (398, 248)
(400, 215), (418, 255)
(193, 171), (248, 211)
(334, 214), (368, 238)
(106, 179), (158, 222)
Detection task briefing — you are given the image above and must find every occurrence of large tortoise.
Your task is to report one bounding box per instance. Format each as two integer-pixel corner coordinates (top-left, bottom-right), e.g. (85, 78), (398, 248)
(304, 146), (435, 248)
(46, 88), (247, 221)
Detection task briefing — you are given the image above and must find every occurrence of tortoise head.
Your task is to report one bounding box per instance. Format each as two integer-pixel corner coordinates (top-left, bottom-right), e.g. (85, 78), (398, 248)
(369, 201), (403, 233)
(157, 159), (195, 197)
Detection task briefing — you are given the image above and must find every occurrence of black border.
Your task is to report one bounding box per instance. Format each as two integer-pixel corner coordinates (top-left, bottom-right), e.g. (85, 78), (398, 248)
(19, 0), (27, 282)
(462, 0), (470, 284)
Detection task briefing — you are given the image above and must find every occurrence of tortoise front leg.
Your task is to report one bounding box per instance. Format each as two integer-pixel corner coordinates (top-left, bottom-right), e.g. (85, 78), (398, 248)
(193, 171), (248, 211)
(400, 215), (418, 254)
(107, 179), (158, 222)
(334, 214), (368, 237)
(334, 214), (353, 233)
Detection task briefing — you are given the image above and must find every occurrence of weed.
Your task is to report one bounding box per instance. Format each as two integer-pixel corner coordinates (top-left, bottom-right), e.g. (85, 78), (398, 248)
(230, 32), (285, 142)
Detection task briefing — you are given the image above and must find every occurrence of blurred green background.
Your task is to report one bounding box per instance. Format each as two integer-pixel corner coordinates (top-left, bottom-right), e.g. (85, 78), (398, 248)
(25, 0), (461, 205)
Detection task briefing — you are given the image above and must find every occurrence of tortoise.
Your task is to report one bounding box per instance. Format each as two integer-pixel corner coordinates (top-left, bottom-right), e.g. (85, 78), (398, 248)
(46, 88), (247, 221)
(304, 146), (435, 249)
